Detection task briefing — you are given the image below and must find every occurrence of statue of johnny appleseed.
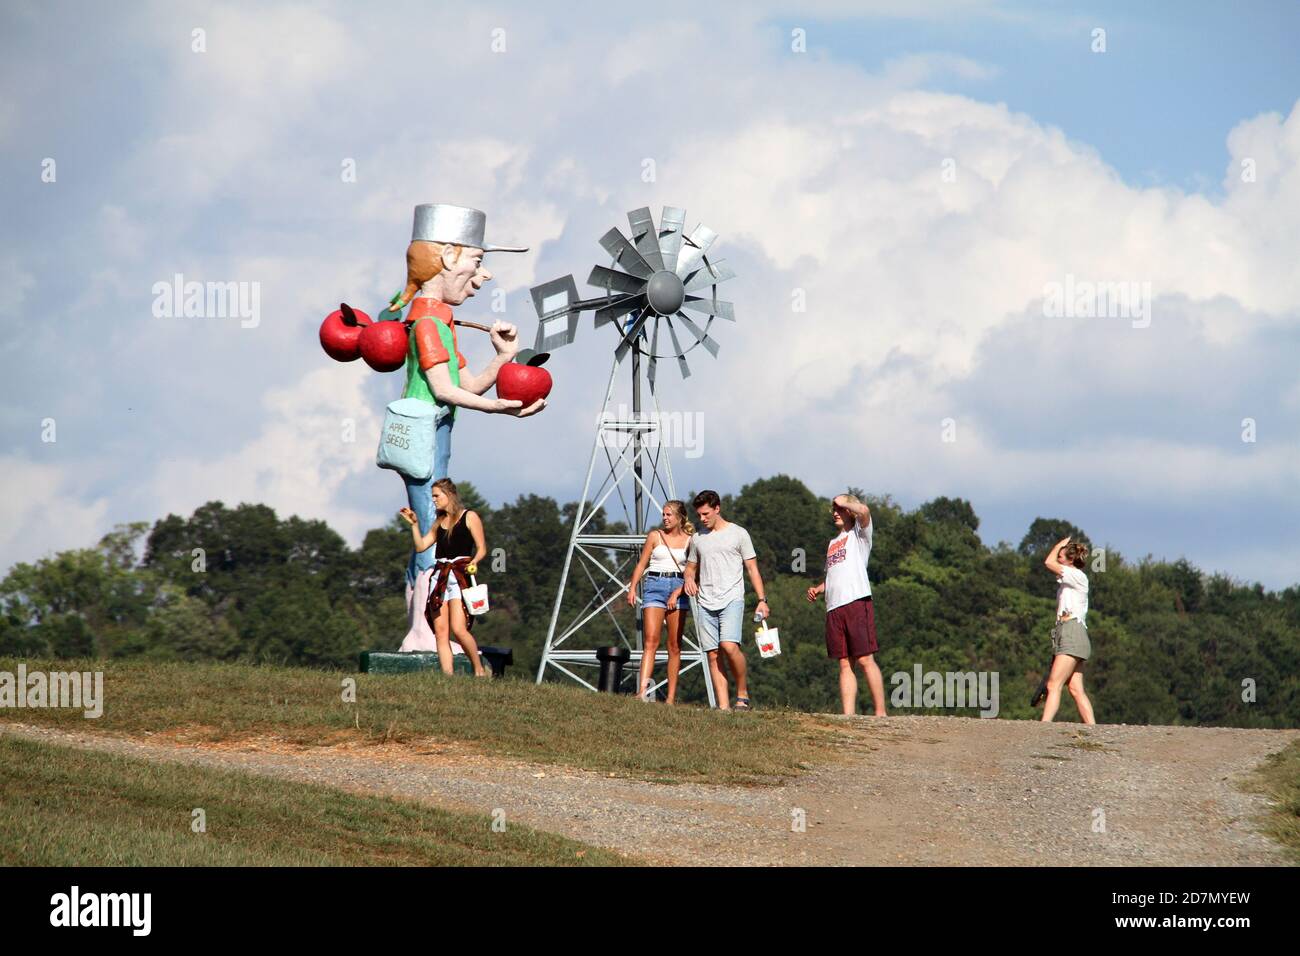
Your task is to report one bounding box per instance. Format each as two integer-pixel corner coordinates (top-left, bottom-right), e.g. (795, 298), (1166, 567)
(322, 203), (546, 653)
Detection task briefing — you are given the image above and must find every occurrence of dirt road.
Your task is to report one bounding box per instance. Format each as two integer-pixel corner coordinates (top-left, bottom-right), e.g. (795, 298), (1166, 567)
(4, 716), (1294, 865)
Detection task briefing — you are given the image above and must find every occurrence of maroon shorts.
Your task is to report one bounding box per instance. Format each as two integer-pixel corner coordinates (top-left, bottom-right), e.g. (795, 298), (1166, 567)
(825, 597), (877, 660)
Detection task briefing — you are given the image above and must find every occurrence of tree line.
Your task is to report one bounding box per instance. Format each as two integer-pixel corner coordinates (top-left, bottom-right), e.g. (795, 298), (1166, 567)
(2, 475), (1296, 727)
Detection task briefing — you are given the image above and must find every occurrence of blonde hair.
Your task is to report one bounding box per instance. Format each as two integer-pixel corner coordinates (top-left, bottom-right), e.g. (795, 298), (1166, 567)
(663, 500), (695, 536)
(432, 478), (465, 524)
(393, 241), (462, 311)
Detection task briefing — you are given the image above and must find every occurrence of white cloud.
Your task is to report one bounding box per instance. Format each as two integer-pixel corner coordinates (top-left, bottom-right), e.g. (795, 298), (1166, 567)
(0, 458), (110, 566)
(0, 258), (34, 317)
(145, 363), (384, 544)
(2, 0), (1298, 589)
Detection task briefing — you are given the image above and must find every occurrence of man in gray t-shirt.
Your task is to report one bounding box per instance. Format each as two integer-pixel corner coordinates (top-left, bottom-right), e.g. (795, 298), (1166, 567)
(683, 490), (769, 711)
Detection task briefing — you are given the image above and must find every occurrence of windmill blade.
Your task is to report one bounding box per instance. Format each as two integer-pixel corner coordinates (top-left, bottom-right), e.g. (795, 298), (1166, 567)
(627, 207), (666, 272)
(536, 292), (636, 324)
(681, 258), (736, 292)
(674, 224), (718, 279)
(587, 264), (647, 297)
(674, 312), (720, 358)
(657, 206), (686, 274)
(663, 315), (691, 379)
(647, 314), (660, 390)
(594, 293), (645, 329)
(682, 295), (735, 321)
(530, 274), (579, 321)
(614, 308), (651, 362)
(598, 227), (654, 279)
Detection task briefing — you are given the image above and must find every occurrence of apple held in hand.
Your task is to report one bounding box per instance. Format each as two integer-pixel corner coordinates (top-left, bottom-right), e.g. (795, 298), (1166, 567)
(359, 317), (409, 372)
(497, 351), (553, 408)
(319, 303), (372, 362)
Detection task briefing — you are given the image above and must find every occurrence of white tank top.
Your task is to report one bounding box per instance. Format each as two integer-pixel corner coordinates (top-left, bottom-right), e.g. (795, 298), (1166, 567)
(648, 535), (688, 573)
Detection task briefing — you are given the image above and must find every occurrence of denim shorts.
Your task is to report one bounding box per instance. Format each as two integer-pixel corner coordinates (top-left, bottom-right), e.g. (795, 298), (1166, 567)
(432, 562), (463, 601)
(696, 598), (744, 652)
(642, 573), (688, 610)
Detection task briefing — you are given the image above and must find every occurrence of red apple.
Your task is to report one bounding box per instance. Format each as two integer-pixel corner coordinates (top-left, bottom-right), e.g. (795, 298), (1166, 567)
(497, 357), (552, 408)
(359, 319), (409, 372)
(319, 304), (372, 362)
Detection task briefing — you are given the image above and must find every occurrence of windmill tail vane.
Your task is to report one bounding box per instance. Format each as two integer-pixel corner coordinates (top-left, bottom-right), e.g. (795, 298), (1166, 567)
(528, 205), (737, 382)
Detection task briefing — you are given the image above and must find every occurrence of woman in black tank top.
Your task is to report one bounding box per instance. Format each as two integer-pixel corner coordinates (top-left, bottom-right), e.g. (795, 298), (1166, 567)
(401, 478), (489, 676)
(435, 509), (477, 560)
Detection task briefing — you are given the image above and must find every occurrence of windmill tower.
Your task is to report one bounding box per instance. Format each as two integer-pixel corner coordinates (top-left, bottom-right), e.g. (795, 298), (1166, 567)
(529, 206), (736, 704)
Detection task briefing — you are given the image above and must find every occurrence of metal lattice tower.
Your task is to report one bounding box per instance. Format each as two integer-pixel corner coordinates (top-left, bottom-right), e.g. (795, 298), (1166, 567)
(528, 206), (736, 703)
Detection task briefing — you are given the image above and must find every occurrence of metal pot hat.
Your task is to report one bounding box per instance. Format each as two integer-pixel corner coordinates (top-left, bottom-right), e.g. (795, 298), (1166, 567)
(411, 204), (528, 253)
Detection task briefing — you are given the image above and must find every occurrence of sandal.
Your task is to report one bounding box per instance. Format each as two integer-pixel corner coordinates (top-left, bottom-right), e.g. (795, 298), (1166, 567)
(733, 697), (752, 710)
(1030, 677), (1048, 707)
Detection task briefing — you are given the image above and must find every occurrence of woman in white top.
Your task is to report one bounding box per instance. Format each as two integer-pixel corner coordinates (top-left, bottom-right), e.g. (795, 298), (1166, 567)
(626, 500), (694, 703)
(1039, 536), (1096, 724)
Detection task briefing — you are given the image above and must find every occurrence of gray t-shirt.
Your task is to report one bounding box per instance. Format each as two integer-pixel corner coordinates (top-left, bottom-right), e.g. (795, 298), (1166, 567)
(686, 522), (756, 611)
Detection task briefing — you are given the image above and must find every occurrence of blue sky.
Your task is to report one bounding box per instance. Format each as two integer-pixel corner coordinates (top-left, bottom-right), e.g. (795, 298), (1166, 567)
(805, 0), (1300, 193)
(1, 0), (1298, 590)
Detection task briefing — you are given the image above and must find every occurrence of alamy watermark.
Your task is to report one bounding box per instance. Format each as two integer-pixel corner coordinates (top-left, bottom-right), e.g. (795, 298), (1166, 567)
(151, 273), (261, 328)
(50, 886), (150, 936)
(0, 665), (103, 718)
(890, 665), (1000, 718)
(598, 404), (703, 459)
(1043, 274), (1151, 329)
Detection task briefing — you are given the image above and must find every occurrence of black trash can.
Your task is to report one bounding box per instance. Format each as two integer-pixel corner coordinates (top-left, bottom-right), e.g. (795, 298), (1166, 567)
(478, 645), (514, 678)
(595, 646), (631, 693)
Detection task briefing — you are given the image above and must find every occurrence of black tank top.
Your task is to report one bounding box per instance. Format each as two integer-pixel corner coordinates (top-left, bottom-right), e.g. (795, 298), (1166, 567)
(435, 511), (475, 559)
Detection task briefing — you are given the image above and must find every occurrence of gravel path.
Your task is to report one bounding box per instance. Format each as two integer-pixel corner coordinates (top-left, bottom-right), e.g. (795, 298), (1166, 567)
(4, 717), (1294, 866)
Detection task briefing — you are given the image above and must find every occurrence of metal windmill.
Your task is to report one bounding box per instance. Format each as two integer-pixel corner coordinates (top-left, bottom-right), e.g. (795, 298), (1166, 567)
(529, 205), (736, 704)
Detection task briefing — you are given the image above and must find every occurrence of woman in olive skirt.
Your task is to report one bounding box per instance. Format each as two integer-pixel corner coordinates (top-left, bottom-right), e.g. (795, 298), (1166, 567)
(1039, 536), (1096, 724)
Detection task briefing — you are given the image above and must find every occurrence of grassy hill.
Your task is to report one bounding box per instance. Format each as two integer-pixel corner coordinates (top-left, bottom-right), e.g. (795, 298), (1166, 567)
(0, 657), (833, 785)
(0, 735), (628, 866)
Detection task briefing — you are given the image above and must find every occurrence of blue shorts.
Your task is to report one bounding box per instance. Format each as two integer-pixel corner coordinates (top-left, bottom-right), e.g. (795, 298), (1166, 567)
(641, 573), (688, 610)
(696, 599), (744, 652)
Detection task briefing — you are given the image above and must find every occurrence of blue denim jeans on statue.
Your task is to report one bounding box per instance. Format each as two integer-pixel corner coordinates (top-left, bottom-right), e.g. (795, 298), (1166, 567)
(404, 412), (454, 586)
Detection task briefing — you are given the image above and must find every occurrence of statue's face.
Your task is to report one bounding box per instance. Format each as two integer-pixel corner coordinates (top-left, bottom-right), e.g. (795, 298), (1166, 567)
(441, 245), (491, 305)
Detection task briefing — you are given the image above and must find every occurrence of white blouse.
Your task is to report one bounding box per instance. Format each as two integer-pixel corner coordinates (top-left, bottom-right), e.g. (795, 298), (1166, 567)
(1056, 566), (1090, 625)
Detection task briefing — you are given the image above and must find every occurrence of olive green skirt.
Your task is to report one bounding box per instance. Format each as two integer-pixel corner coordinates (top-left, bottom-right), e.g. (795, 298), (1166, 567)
(1051, 618), (1091, 661)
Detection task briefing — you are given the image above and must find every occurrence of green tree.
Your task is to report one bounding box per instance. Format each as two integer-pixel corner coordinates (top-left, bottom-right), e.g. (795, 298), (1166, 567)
(2, 483), (1297, 730)
(729, 474), (828, 580)
(1018, 517), (1089, 558)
